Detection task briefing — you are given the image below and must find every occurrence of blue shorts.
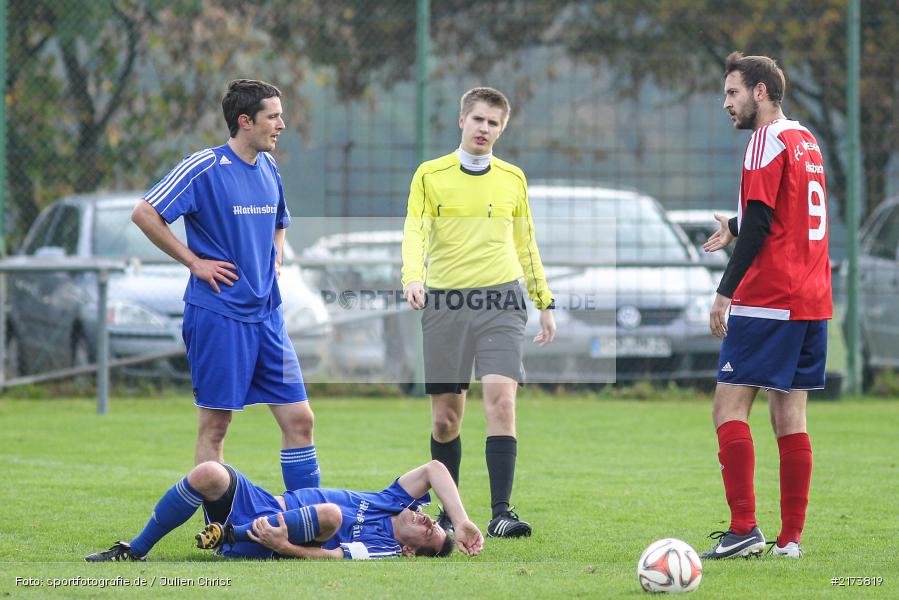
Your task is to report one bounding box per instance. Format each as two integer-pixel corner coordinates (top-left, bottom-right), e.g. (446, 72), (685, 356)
(718, 316), (827, 392)
(183, 304), (307, 410)
(202, 466), (282, 559)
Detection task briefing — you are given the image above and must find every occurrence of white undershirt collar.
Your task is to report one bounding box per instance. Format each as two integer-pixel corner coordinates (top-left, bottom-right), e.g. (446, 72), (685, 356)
(457, 147), (491, 172)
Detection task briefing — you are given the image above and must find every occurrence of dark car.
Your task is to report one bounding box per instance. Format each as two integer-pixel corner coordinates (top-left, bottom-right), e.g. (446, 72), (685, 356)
(4, 192), (331, 381)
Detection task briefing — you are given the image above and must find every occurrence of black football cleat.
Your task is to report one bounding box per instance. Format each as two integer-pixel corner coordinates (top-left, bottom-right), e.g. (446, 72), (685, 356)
(700, 527), (766, 559)
(85, 541), (145, 562)
(487, 508), (532, 538)
(196, 522), (234, 550)
(436, 506), (454, 533)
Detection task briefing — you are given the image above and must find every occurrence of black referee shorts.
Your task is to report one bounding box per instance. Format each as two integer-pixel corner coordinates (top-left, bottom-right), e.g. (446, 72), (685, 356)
(421, 280), (527, 395)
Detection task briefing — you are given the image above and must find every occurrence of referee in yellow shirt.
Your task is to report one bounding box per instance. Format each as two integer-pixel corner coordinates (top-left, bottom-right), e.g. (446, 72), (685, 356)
(401, 87), (556, 538)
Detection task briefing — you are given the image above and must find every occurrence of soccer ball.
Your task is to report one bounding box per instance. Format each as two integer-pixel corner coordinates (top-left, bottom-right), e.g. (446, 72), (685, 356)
(637, 538), (702, 593)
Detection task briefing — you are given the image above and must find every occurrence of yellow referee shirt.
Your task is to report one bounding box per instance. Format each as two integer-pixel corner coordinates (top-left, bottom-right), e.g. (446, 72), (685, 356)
(401, 152), (553, 309)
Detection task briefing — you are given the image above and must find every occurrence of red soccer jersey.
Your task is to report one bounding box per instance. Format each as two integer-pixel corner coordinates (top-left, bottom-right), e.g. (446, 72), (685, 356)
(731, 119), (832, 320)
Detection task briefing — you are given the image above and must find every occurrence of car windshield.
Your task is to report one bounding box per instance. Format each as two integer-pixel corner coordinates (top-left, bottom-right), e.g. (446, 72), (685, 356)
(93, 205), (186, 259)
(529, 193), (692, 263)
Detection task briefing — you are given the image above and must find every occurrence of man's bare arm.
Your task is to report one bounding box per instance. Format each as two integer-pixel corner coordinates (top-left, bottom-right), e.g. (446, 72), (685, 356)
(131, 200), (238, 293)
(273, 227), (286, 280)
(397, 460), (484, 555)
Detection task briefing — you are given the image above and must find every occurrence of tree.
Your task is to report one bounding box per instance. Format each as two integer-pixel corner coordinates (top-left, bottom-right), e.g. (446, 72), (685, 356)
(558, 0), (898, 222)
(5, 0), (312, 249)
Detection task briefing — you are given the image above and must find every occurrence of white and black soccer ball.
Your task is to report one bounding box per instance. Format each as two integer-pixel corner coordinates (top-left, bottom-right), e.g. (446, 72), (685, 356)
(637, 538), (702, 593)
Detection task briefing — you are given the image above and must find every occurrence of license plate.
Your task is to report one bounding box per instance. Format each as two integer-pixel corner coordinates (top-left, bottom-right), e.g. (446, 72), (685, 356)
(590, 336), (672, 358)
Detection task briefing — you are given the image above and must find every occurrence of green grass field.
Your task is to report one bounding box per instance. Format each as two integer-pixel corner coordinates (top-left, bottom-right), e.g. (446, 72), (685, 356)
(1, 391), (896, 598)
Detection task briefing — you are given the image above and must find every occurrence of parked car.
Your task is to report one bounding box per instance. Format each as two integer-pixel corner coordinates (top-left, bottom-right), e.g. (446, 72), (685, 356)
(4, 192), (331, 381)
(302, 184), (722, 387)
(841, 195), (899, 389)
(301, 230), (417, 385)
(524, 184), (720, 384)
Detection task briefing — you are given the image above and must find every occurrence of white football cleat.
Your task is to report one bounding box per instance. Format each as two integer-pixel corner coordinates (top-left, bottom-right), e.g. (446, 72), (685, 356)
(771, 541), (803, 558)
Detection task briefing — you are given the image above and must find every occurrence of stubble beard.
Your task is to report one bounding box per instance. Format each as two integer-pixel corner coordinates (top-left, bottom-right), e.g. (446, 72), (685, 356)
(735, 97), (759, 130)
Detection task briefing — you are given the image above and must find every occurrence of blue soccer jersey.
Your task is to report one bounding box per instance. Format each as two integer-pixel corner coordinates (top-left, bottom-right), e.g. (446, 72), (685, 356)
(283, 480), (431, 559)
(143, 143), (291, 322)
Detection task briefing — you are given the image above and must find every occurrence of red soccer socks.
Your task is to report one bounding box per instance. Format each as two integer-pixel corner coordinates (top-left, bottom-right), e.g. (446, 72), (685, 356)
(717, 420), (757, 535)
(777, 432), (812, 546)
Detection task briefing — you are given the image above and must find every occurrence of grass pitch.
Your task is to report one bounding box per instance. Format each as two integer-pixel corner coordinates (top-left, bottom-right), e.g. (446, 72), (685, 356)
(1, 391), (896, 598)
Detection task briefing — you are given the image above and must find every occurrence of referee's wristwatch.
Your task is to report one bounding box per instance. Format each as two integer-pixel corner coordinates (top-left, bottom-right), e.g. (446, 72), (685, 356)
(545, 298), (556, 310)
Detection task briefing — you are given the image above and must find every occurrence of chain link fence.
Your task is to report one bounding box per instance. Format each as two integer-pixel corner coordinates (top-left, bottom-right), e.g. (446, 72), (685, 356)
(4, 1), (898, 392)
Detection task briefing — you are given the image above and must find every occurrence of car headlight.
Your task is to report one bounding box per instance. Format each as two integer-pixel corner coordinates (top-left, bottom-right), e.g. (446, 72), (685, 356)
(107, 300), (168, 327)
(685, 294), (715, 324)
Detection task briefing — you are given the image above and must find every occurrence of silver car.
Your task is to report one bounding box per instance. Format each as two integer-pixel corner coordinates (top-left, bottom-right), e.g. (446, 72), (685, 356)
(523, 184), (720, 384)
(842, 195), (899, 389)
(301, 230), (418, 386)
(301, 184), (721, 387)
(5, 192), (331, 380)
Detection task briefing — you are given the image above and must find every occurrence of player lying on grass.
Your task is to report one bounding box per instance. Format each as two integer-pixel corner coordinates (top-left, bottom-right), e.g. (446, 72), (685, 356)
(86, 460), (483, 561)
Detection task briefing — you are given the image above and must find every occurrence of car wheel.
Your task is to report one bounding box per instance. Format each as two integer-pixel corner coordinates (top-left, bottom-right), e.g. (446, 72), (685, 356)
(397, 378), (418, 396)
(861, 342), (875, 393)
(71, 331), (93, 392)
(5, 328), (22, 380)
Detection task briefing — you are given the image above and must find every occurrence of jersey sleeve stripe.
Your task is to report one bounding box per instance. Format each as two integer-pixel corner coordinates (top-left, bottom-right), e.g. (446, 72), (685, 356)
(753, 125), (768, 169)
(145, 149), (215, 207)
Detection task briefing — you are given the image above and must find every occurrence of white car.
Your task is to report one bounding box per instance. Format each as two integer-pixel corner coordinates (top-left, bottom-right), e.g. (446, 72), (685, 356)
(301, 184), (722, 387)
(524, 184), (720, 384)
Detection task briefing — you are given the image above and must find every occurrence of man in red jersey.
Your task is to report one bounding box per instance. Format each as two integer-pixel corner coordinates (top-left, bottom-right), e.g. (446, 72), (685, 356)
(700, 52), (831, 560)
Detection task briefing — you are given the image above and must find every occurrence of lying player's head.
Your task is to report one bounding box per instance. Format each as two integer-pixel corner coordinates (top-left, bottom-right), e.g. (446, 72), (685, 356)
(222, 79), (282, 138)
(724, 52), (785, 106)
(392, 508), (455, 558)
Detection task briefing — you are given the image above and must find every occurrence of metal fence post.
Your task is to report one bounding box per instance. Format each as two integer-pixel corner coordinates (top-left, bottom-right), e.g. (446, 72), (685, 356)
(410, 0), (431, 397)
(97, 268), (110, 414)
(845, 0), (862, 395)
(0, 272), (6, 390)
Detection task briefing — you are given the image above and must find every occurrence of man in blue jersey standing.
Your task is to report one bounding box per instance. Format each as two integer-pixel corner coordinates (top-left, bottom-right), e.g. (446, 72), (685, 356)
(85, 459), (484, 561)
(131, 79), (320, 491)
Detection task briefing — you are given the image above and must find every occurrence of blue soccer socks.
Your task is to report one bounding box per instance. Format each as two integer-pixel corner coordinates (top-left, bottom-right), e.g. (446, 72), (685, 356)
(231, 506), (320, 545)
(280, 446), (321, 490)
(130, 477), (204, 557)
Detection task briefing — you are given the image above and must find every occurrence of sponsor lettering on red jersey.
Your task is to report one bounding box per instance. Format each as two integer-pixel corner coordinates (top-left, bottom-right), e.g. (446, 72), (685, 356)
(732, 119), (832, 320)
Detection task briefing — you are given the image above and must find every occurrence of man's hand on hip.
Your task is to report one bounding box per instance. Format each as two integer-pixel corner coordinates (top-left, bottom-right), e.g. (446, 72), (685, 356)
(190, 258), (238, 294)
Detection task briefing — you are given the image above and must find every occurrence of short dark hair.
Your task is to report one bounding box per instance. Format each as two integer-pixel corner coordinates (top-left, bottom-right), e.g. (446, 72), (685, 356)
(222, 79), (282, 137)
(417, 529), (456, 558)
(460, 87), (511, 126)
(724, 52), (786, 105)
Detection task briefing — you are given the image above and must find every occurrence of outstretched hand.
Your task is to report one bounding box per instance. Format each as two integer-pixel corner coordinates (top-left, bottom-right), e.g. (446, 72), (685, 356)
(453, 519), (484, 556)
(703, 212), (735, 254)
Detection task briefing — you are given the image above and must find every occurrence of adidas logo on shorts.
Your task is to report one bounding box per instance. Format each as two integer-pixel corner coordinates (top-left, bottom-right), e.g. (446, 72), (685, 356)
(721, 362), (734, 373)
